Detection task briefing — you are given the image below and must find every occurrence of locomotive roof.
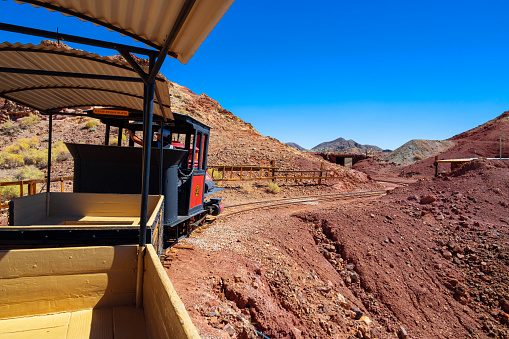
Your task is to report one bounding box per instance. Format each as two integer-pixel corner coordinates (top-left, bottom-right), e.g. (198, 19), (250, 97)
(11, 0), (234, 64)
(0, 42), (172, 119)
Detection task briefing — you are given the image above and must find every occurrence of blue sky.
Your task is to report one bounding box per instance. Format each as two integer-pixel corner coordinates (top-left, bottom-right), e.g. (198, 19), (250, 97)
(1, 1), (509, 150)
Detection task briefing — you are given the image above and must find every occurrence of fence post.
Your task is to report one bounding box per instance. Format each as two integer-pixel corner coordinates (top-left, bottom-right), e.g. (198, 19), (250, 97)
(434, 156), (438, 177)
(270, 160), (276, 183)
(318, 162), (324, 185)
(19, 181), (24, 197)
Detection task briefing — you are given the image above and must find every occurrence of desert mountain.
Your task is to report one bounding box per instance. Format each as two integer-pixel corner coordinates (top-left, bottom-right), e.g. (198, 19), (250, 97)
(285, 142), (307, 151)
(381, 139), (455, 166)
(311, 137), (383, 154)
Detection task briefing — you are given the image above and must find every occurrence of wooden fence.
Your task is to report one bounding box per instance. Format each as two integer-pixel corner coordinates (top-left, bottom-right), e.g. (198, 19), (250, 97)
(208, 162), (343, 185)
(0, 176), (73, 208)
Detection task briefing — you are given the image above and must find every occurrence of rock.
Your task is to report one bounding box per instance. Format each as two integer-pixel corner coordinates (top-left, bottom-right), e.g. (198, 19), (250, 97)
(359, 315), (372, 326)
(291, 327), (303, 339)
(500, 311), (509, 323)
(350, 272), (359, 283)
(398, 326), (408, 339)
(337, 293), (351, 309)
(420, 195), (437, 204)
(501, 299), (509, 313)
(351, 306), (363, 320)
(234, 274), (243, 283)
(223, 323), (236, 336)
(442, 250), (453, 259)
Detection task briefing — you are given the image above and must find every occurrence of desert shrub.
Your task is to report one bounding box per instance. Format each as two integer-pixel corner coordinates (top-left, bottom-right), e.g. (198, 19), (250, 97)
(52, 140), (71, 162)
(1, 181), (19, 202)
(23, 149), (47, 167)
(15, 165), (44, 180)
(178, 109), (188, 115)
(414, 154), (424, 160)
(0, 137), (51, 169)
(19, 113), (41, 129)
(267, 181), (280, 194)
(110, 134), (127, 146)
(6, 137), (39, 154)
(1, 121), (20, 135)
(0, 153), (24, 168)
(207, 168), (223, 180)
(84, 119), (99, 130)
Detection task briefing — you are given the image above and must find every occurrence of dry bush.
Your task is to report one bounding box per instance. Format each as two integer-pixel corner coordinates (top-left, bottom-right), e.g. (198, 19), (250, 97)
(1, 182), (19, 202)
(414, 153), (424, 160)
(15, 165), (44, 180)
(84, 119), (99, 130)
(1, 121), (20, 135)
(0, 137), (44, 168)
(207, 168), (223, 180)
(19, 114), (41, 129)
(52, 140), (71, 162)
(267, 181), (280, 194)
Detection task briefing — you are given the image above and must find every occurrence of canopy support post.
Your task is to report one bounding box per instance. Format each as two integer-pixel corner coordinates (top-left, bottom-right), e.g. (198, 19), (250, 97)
(136, 57), (156, 308)
(46, 113), (53, 193)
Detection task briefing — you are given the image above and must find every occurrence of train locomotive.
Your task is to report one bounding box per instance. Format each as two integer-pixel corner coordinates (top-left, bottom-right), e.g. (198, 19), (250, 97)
(3, 111), (223, 252)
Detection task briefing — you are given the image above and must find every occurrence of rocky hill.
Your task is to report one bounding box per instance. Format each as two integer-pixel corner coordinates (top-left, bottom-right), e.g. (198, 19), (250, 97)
(380, 139), (455, 166)
(285, 142), (307, 151)
(311, 137), (383, 154)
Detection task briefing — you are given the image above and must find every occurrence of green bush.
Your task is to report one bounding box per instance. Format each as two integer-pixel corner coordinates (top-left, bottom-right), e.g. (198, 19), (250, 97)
(19, 114), (41, 129)
(1, 121), (20, 135)
(85, 119), (99, 130)
(267, 181), (280, 194)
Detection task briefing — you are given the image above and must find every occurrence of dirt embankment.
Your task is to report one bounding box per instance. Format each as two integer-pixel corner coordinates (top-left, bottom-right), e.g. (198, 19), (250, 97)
(168, 159), (509, 339)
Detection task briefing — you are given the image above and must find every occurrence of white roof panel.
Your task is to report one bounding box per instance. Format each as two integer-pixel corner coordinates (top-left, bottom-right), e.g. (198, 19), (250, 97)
(0, 42), (172, 118)
(14, 0), (234, 64)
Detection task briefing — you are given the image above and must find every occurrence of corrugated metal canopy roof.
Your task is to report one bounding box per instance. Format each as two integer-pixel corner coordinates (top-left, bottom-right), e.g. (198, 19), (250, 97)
(13, 0), (234, 64)
(0, 42), (173, 118)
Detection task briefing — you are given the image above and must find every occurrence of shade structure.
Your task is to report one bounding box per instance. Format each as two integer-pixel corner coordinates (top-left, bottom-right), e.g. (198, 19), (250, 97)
(13, 0), (234, 64)
(0, 42), (172, 118)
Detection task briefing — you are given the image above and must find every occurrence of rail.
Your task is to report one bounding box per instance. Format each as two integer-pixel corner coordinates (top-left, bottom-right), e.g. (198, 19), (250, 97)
(0, 176), (73, 208)
(208, 162), (343, 184)
(216, 190), (387, 219)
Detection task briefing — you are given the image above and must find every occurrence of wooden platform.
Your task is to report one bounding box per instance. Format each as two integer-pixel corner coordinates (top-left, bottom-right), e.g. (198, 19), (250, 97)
(0, 306), (149, 339)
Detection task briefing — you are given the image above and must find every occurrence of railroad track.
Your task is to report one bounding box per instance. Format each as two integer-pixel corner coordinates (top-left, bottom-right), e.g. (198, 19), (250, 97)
(214, 190), (387, 219)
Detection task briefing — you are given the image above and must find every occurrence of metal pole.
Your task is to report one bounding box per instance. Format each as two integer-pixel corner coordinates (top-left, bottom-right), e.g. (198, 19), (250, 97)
(104, 124), (110, 145)
(139, 81), (154, 247)
(46, 114), (53, 193)
(500, 135), (503, 159)
(159, 120), (164, 196)
(117, 126), (123, 146)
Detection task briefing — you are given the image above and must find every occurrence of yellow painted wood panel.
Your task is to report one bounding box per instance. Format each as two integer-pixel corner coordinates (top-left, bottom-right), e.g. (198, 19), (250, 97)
(143, 245), (200, 339)
(0, 325), (68, 339)
(0, 312), (69, 334)
(0, 245), (137, 279)
(10, 194), (47, 226)
(66, 308), (113, 339)
(0, 271), (136, 319)
(112, 306), (149, 338)
(48, 193), (161, 218)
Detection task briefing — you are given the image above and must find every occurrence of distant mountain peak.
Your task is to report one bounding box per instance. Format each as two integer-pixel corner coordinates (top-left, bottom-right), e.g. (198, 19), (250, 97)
(311, 138), (382, 154)
(286, 142), (307, 151)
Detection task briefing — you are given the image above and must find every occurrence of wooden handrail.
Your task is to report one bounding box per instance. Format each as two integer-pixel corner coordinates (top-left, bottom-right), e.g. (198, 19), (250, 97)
(0, 176), (74, 208)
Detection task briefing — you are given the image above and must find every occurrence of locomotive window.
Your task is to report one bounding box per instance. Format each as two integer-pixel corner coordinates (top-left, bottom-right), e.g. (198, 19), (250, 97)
(202, 134), (209, 170)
